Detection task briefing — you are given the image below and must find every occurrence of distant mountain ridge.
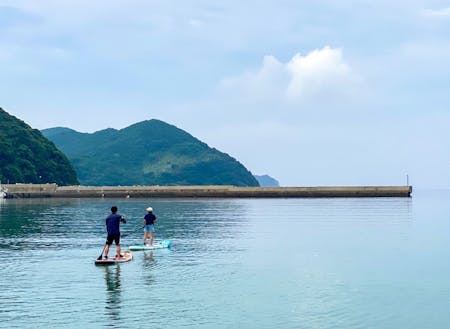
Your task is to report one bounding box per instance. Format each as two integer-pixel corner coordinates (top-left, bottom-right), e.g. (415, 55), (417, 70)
(254, 175), (280, 187)
(42, 120), (259, 187)
(0, 108), (79, 185)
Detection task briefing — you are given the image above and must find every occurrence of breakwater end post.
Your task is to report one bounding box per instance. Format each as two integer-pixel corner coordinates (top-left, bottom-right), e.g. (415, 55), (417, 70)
(2, 184), (412, 198)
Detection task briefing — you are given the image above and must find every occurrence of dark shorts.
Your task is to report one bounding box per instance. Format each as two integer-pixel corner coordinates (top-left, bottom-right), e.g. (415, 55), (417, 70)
(106, 234), (120, 245)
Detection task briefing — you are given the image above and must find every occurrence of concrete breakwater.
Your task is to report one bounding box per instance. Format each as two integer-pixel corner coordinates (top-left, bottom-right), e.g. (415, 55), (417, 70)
(2, 184), (412, 198)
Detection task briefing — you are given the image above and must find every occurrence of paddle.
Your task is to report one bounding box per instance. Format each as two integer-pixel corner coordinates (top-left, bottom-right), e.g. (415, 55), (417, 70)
(97, 244), (107, 261)
(121, 225), (143, 238)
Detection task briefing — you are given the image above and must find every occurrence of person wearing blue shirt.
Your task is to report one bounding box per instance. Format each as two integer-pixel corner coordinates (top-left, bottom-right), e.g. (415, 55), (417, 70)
(143, 207), (157, 246)
(103, 206), (127, 259)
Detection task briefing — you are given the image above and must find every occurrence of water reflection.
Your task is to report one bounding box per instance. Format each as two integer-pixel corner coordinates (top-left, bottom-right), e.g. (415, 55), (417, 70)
(143, 251), (155, 264)
(1, 196), (435, 329)
(142, 251), (156, 286)
(0, 198), (108, 249)
(104, 265), (121, 322)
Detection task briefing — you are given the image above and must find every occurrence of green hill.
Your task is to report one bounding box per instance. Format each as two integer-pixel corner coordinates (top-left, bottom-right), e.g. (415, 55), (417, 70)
(0, 108), (79, 185)
(42, 120), (259, 187)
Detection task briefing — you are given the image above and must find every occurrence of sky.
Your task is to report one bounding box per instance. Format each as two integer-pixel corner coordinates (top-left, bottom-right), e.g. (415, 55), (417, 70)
(0, 0), (449, 188)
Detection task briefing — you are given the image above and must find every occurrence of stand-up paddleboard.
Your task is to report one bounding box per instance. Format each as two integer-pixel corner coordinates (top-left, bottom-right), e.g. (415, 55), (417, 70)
(129, 240), (172, 251)
(95, 251), (133, 265)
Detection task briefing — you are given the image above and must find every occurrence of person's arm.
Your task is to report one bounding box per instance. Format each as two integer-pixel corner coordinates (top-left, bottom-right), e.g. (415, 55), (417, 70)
(121, 216), (127, 224)
(142, 218), (146, 228)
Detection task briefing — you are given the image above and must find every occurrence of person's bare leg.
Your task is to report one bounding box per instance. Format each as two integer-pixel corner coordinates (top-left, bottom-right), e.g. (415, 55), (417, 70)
(150, 232), (154, 246)
(116, 244), (122, 258)
(104, 244), (110, 258)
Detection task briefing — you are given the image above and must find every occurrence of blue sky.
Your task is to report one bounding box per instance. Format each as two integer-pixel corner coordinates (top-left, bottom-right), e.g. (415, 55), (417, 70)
(1, 0), (449, 188)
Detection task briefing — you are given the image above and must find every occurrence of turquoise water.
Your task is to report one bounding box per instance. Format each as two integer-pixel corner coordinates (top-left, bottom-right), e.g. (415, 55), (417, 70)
(1, 191), (449, 328)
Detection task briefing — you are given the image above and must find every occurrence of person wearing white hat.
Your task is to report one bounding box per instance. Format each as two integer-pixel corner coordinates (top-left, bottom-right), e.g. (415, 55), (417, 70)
(143, 206), (157, 245)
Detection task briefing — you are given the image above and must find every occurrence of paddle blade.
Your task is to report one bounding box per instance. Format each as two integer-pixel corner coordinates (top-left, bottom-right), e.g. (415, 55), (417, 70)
(97, 245), (106, 260)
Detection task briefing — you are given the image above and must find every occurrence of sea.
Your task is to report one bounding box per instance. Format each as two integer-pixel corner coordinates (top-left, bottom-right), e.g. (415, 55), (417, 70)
(1, 189), (449, 328)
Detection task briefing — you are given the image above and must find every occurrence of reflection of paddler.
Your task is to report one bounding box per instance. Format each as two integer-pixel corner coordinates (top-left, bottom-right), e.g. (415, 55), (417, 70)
(104, 266), (121, 321)
(142, 251), (156, 284)
(105, 265), (121, 292)
(143, 251), (154, 263)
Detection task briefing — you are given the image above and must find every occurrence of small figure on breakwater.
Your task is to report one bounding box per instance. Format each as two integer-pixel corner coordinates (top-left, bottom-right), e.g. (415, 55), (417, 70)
(103, 206), (127, 259)
(143, 207), (157, 246)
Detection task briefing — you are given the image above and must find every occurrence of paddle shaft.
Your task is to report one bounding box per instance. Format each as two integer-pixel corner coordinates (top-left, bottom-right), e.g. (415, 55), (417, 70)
(121, 225), (144, 238)
(97, 244), (107, 260)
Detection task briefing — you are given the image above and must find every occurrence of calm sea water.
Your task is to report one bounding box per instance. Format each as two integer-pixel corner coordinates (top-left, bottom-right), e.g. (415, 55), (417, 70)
(1, 190), (449, 328)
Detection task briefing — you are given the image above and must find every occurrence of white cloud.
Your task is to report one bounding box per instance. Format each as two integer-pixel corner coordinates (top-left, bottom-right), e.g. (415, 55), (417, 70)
(220, 55), (287, 102)
(423, 7), (450, 18)
(220, 46), (362, 106)
(188, 19), (205, 28)
(285, 47), (356, 102)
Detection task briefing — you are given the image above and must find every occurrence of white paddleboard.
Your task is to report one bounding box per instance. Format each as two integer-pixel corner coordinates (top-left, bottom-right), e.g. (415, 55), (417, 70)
(129, 240), (172, 251)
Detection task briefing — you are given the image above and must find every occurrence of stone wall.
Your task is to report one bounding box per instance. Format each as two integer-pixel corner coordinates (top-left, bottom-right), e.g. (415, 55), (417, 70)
(3, 184), (413, 198)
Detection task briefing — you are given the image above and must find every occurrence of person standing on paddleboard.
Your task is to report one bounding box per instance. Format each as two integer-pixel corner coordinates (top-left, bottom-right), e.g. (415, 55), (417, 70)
(143, 207), (157, 246)
(104, 206), (127, 259)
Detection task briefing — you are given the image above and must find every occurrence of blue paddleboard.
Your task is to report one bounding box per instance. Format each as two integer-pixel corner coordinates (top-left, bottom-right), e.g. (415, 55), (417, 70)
(129, 240), (172, 251)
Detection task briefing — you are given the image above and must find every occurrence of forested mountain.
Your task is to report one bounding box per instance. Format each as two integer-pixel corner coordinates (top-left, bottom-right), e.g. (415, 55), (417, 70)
(0, 108), (79, 185)
(42, 120), (259, 187)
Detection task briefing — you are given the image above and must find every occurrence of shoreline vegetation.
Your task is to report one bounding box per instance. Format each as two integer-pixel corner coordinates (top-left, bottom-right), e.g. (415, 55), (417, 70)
(2, 184), (412, 198)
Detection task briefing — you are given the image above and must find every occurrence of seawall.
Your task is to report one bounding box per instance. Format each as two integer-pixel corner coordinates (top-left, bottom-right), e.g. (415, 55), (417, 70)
(2, 184), (412, 198)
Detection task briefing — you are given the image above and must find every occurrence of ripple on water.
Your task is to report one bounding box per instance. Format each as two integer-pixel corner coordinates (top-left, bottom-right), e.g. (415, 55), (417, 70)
(3, 196), (449, 329)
